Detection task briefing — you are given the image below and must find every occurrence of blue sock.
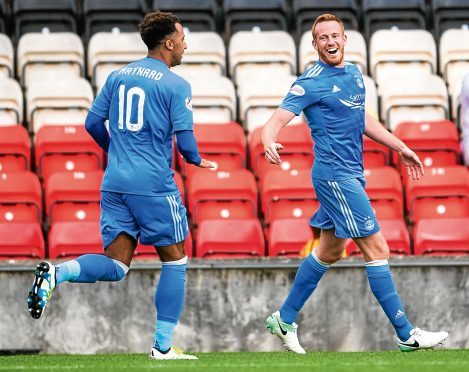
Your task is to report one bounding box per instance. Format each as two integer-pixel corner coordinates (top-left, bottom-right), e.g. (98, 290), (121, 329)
(56, 254), (128, 284)
(365, 260), (414, 341)
(280, 251), (329, 324)
(153, 257), (187, 352)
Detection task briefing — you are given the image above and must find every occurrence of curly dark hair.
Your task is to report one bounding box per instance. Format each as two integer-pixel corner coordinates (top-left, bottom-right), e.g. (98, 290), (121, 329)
(138, 11), (181, 50)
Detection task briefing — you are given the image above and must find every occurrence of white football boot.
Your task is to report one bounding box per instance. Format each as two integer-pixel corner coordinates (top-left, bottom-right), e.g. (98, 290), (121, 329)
(27, 261), (57, 319)
(397, 327), (449, 352)
(149, 346), (198, 360)
(266, 311), (306, 354)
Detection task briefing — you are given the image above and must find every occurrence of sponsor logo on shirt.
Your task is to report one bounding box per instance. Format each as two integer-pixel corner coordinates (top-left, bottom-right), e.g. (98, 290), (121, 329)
(332, 85), (341, 93)
(185, 97), (193, 111)
(289, 84), (305, 96)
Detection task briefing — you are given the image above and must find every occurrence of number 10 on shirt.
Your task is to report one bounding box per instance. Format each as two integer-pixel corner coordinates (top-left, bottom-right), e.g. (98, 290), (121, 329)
(118, 84), (146, 132)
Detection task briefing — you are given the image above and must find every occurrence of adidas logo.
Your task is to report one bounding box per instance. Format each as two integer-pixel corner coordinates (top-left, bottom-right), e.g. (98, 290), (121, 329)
(332, 85), (341, 93)
(395, 310), (405, 320)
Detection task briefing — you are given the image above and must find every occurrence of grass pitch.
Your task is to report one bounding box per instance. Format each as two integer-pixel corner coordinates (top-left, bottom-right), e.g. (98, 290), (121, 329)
(1, 350), (468, 372)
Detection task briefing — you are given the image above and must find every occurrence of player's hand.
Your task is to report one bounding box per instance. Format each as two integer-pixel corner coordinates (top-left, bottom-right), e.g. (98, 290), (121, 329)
(264, 143), (284, 165)
(197, 158), (216, 169)
(399, 147), (424, 180)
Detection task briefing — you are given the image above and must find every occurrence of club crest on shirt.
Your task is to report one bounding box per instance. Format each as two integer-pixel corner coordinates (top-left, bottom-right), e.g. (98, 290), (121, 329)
(185, 97), (192, 111)
(354, 75), (364, 89)
(364, 216), (375, 231)
(289, 84), (305, 96)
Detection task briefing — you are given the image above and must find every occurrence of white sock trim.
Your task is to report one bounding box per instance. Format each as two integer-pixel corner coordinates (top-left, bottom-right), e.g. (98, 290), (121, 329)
(365, 259), (389, 267)
(112, 258), (129, 274)
(162, 256), (188, 266)
(311, 249), (331, 267)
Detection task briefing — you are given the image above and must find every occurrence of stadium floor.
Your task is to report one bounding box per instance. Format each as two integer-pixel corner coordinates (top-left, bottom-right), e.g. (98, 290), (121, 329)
(1, 350), (468, 372)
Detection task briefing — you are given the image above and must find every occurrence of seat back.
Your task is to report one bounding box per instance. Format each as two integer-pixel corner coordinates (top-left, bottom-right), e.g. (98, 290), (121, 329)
(0, 78), (23, 125)
(0, 125), (31, 172)
(0, 34), (13, 78)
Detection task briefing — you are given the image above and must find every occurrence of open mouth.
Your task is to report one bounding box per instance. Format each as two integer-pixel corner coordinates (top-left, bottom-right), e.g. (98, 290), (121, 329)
(327, 48), (338, 55)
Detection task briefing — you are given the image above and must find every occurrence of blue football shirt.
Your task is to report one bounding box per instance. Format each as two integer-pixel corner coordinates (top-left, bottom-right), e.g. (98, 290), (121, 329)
(280, 60), (366, 180)
(90, 57), (193, 196)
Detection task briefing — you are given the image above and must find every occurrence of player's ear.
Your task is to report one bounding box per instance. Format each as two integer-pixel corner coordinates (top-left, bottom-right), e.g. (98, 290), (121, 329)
(165, 38), (174, 51)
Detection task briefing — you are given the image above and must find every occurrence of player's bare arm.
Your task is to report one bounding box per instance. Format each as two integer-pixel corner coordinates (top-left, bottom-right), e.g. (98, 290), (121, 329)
(261, 108), (296, 165)
(364, 112), (424, 180)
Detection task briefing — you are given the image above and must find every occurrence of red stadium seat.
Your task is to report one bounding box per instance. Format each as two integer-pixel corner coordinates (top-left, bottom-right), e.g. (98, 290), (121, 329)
(406, 166), (469, 220)
(48, 221), (102, 258)
(261, 169), (317, 224)
(195, 219), (265, 258)
(135, 230), (193, 259)
(414, 218), (469, 255)
(346, 219), (411, 256)
(392, 120), (460, 165)
(173, 171), (185, 202)
(0, 171), (42, 221)
(35, 125), (103, 184)
(364, 167), (403, 212)
(268, 219), (313, 257)
(248, 125), (314, 181)
(187, 169), (257, 224)
(51, 202), (100, 223)
(0, 222), (45, 259)
(363, 135), (390, 168)
(184, 156), (243, 189)
(45, 170), (103, 221)
(178, 122), (246, 175)
(413, 196), (469, 221)
(268, 199), (319, 222)
(0, 125), (31, 172)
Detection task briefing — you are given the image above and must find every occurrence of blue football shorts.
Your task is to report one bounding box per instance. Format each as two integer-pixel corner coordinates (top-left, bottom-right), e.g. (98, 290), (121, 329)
(100, 191), (188, 248)
(310, 177), (380, 239)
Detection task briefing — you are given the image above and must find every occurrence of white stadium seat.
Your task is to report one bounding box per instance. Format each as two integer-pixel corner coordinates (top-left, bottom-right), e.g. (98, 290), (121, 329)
(17, 32), (84, 88)
(0, 34), (13, 78)
(363, 75), (379, 119)
(0, 78), (23, 125)
(439, 28), (469, 88)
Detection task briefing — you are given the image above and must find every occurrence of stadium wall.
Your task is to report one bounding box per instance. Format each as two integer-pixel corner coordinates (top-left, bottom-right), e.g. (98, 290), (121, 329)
(1, 257), (468, 354)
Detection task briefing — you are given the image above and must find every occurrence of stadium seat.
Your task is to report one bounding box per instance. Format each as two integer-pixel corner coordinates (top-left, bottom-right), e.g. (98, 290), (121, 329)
(363, 167), (403, 213)
(406, 165), (469, 219)
(363, 76), (379, 118)
(45, 170), (103, 222)
(0, 222), (45, 259)
(173, 171), (185, 202)
(414, 217), (469, 255)
(0, 34), (13, 78)
(260, 169), (317, 224)
(0, 171), (42, 222)
(135, 230), (193, 259)
(229, 31), (296, 85)
(369, 29), (436, 86)
(179, 75), (236, 123)
(449, 73), (465, 123)
(17, 32), (84, 88)
(432, 0), (469, 41)
(171, 32), (226, 78)
(379, 73), (448, 130)
(439, 28), (469, 87)
(413, 196), (469, 222)
(268, 218), (314, 257)
(187, 169), (257, 224)
(238, 74), (300, 132)
(35, 125), (104, 184)
(363, 135), (390, 168)
(48, 221), (102, 258)
(181, 122), (246, 178)
(196, 218), (265, 258)
(0, 78), (23, 126)
(392, 120), (460, 166)
(346, 219), (411, 256)
(293, 0), (359, 39)
(154, 0), (218, 32)
(223, 0), (288, 40)
(362, 0), (427, 41)
(267, 198), (319, 225)
(26, 78), (94, 134)
(87, 31), (147, 92)
(83, 0), (147, 41)
(299, 29), (367, 74)
(0, 125), (31, 172)
(249, 124), (314, 181)
(13, 0), (78, 39)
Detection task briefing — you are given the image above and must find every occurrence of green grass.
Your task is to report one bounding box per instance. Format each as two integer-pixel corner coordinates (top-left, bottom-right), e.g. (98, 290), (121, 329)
(1, 350), (468, 372)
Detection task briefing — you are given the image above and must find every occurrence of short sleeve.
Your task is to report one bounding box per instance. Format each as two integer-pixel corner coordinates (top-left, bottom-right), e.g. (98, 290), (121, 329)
(280, 79), (318, 116)
(170, 79), (194, 132)
(89, 72), (116, 119)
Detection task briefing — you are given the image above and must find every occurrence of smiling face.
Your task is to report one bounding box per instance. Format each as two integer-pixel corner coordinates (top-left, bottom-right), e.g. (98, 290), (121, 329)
(312, 20), (347, 68)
